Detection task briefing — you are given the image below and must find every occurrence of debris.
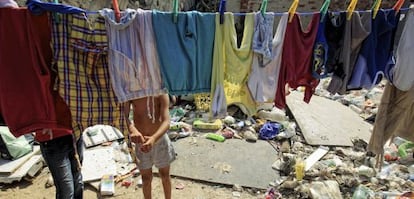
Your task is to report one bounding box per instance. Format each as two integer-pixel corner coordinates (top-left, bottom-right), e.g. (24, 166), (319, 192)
(276, 141), (288, 154)
(136, 177), (142, 188)
(100, 174), (115, 196)
(279, 180), (300, 189)
(309, 180), (342, 199)
(45, 174), (54, 188)
(258, 122), (280, 140)
(232, 184), (243, 192)
(352, 185), (374, 199)
(304, 146), (329, 171)
(232, 191), (241, 197)
(223, 116), (236, 125)
(241, 128), (258, 142)
(175, 182), (185, 190)
(205, 133), (225, 142)
(295, 157), (305, 181)
(256, 107), (287, 123)
(357, 165), (375, 178)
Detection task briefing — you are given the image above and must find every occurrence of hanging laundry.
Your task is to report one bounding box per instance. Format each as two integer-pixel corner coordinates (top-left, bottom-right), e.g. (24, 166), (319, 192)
(26, 0), (85, 15)
(152, 11), (215, 95)
(0, 0), (17, 8)
(275, 13), (320, 109)
(211, 13), (257, 117)
(368, 82), (414, 166)
(311, 13), (328, 79)
(324, 12), (347, 76)
(327, 11), (371, 95)
(248, 12), (288, 103)
(0, 8), (72, 141)
(100, 8), (166, 102)
(387, 7), (414, 91)
(51, 13), (126, 138)
(348, 9), (400, 90)
(312, 12), (346, 79)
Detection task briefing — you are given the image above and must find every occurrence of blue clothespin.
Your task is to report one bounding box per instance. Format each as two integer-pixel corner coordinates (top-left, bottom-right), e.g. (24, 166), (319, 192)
(219, 0), (226, 24)
(173, 0), (179, 23)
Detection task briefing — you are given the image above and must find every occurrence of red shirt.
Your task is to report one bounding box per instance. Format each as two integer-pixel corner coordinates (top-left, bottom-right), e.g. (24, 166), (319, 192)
(0, 8), (72, 141)
(275, 13), (320, 109)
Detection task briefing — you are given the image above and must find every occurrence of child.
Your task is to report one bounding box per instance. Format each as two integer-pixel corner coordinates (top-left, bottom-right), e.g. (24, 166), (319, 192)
(125, 94), (175, 199)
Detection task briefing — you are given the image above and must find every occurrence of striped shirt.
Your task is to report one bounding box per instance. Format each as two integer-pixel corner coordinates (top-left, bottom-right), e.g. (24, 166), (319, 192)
(51, 13), (126, 138)
(100, 8), (166, 102)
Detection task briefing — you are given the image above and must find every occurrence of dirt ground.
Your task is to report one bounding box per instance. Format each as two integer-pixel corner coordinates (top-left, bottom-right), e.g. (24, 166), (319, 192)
(0, 166), (262, 199)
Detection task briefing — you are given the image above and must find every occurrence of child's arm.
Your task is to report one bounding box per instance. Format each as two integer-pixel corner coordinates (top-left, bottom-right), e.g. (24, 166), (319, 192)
(124, 101), (144, 144)
(141, 94), (170, 152)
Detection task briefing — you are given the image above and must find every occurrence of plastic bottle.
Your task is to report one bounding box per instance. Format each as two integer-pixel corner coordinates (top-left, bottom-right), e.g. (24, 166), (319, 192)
(205, 133), (225, 142)
(295, 157), (305, 181)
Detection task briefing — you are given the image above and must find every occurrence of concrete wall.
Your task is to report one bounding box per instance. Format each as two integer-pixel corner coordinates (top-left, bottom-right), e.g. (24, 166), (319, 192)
(15, 0), (409, 12)
(232, 0), (400, 13)
(15, 0), (196, 11)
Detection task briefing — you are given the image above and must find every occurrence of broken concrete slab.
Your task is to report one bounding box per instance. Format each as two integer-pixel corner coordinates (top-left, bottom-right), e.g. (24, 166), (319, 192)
(170, 137), (280, 189)
(0, 145), (40, 175)
(286, 91), (372, 146)
(82, 146), (116, 182)
(0, 155), (43, 184)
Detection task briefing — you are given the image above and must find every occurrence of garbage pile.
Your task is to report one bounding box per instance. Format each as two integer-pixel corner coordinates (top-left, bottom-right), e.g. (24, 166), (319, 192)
(166, 79), (414, 199)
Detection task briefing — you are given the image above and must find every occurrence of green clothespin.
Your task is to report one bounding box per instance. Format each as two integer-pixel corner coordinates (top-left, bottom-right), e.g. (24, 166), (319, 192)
(173, 0), (179, 23)
(320, 0), (330, 22)
(260, 0), (268, 17)
(53, 0), (60, 23)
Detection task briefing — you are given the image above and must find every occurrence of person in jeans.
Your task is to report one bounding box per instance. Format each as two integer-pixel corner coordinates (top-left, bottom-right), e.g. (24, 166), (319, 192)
(125, 94), (176, 199)
(40, 135), (83, 199)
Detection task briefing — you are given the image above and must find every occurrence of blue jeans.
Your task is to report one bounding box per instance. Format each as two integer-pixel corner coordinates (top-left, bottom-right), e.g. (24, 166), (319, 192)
(40, 135), (84, 199)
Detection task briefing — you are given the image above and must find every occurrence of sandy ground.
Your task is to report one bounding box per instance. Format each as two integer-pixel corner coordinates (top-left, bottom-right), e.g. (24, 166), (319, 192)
(0, 167), (262, 199)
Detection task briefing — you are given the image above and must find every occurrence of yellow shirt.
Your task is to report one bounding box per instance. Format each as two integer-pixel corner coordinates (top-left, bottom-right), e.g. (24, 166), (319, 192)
(210, 13), (256, 117)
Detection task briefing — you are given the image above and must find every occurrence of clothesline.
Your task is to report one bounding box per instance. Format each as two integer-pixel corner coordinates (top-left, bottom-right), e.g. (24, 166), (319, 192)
(26, 0), (410, 16)
(81, 8), (410, 16)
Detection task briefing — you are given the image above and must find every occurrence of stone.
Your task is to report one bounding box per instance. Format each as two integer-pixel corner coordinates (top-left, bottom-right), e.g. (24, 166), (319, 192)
(232, 184), (243, 192)
(280, 140), (291, 153)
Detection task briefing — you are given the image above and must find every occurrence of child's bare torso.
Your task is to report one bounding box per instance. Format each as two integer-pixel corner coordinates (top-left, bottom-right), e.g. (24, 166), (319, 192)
(131, 96), (163, 136)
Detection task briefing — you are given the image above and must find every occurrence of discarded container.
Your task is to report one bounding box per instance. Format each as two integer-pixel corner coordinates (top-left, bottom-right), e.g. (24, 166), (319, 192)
(100, 174), (115, 196)
(256, 108), (287, 123)
(193, 119), (223, 130)
(295, 157), (305, 181)
(393, 136), (408, 146)
(398, 141), (414, 158)
(259, 122), (280, 140)
(384, 143), (399, 161)
(352, 185), (374, 199)
(205, 133), (225, 142)
(358, 165), (375, 178)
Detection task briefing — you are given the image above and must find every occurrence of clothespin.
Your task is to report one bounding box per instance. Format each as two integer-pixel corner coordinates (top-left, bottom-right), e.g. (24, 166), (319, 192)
(320, 0), (331, 23)
(393, 0), (405, 14)
(371, 0), (382, 19)
(288, 0), (299, 23)
(346, 0), (358, 20)
(173, 0), (179, 23)
(112, 0), (121, 23)
(260, 0), (268, 17)
(53, 0), (60, 23)
(219, 0), (226, 24)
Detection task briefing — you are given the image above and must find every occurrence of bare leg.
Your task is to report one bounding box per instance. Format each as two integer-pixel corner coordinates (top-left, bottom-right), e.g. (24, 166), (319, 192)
(140, 169), (153, 199)
(158, 166), (171, 199)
